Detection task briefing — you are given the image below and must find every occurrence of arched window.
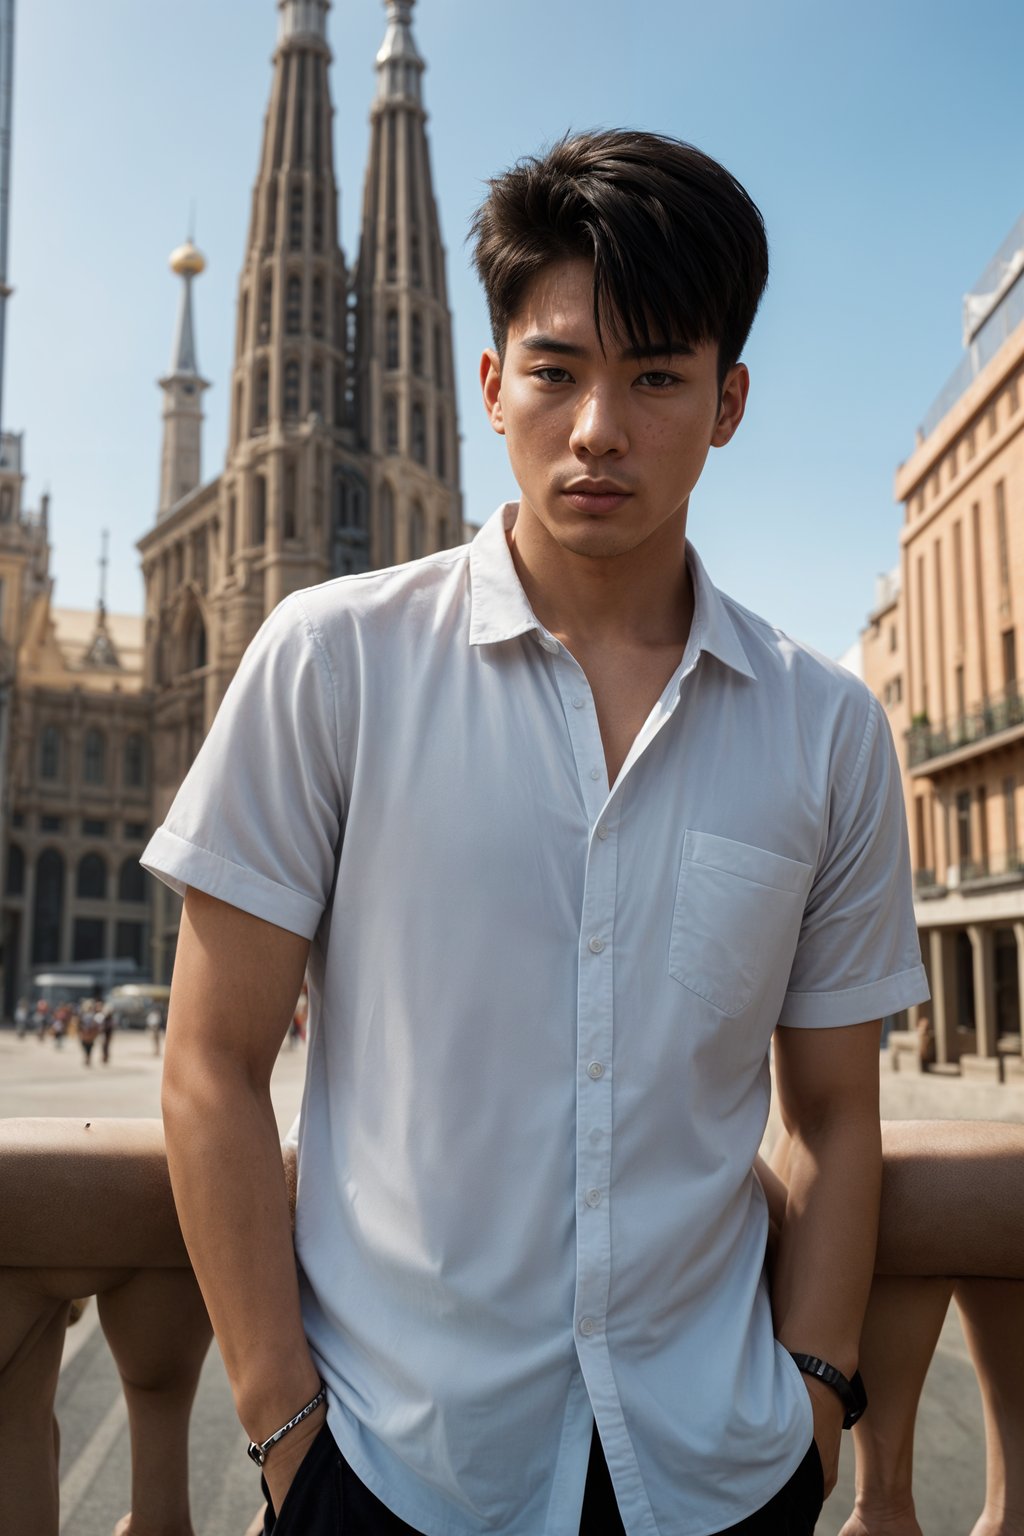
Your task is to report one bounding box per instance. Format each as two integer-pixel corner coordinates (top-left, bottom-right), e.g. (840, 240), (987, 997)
(289, 182), (304, 250)
(310, 362), (324, 418)
(409, 501), (425, 561)
(283, 359), (301, 419)
(410, 229), (422, 288)
(312, 276), (325, 336)
(253, 476), (267, 545)
(378, 483), (395, 566)
(435, 411), (447, 481)
(83, 729), (106, 785)
(386, 310), (400, 370)
(32, 849), (64, 965)
(286, 275), (302, 334)
(384, 396), (399, 454)
(187, 614), (208, 672)
(386, 226), (398, 281)
(411, 314), (424, 376)
(411, 402), (426, 465)
(254, 366), (270, 429)
(313, 189), (325, 249)
(284, 460), (298, 540)
(259, 273), (273, 340)
(123, 734), (146, 789)
(76, 853), (107, 900)
(6, 843), (24, 896)
(118, 858), (147, 904)
(40, 725), (62, 781)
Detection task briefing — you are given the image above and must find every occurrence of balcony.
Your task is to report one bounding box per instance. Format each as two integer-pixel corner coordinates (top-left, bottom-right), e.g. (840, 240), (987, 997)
(914, 849), (1024, 899)
(907, 684), (1024, 771)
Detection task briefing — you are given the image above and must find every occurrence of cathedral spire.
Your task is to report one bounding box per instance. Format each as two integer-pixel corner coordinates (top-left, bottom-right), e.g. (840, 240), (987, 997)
(375, 1), (424, 106)
(157, 238), (209, 518)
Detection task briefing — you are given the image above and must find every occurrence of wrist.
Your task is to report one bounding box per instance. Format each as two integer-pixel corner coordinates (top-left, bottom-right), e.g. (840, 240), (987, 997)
(239, 1367), (325, 1448)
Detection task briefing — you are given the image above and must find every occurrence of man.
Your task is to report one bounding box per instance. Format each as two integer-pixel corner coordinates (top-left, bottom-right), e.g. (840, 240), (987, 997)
(146, 131), (928, 1535)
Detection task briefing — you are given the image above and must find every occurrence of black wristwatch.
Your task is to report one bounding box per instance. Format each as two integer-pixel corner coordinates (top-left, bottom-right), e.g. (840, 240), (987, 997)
(789, 1352), (867, 1429)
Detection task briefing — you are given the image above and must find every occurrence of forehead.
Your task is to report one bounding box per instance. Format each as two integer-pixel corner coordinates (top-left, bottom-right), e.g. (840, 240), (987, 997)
(506, 258), (610, 344)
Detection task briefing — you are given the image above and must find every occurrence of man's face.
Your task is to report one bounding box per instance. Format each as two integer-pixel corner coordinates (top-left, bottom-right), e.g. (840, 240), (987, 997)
(480, 258), (748, 561)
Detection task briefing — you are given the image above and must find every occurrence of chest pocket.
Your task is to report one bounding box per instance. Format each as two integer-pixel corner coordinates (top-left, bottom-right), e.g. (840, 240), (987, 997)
(669, 830), (814, 1018)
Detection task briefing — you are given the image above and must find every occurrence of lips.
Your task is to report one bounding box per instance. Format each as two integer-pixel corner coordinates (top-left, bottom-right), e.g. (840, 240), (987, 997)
(561, 483), (633, 514)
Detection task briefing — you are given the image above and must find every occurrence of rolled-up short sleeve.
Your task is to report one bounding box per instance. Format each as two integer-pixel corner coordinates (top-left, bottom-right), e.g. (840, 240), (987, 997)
(141, 592), (345, 940)
(776, 693), (929, 1028)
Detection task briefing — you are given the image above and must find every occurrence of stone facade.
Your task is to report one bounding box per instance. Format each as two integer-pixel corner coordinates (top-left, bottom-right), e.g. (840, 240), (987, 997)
(0, 0), (462, 1005)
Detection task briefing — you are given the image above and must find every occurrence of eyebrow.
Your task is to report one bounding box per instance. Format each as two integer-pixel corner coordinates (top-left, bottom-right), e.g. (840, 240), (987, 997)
(519, 334), (696, 361)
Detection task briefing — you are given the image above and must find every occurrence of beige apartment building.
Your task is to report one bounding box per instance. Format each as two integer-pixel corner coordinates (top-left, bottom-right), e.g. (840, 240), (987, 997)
(867, 214), (1024, 1081)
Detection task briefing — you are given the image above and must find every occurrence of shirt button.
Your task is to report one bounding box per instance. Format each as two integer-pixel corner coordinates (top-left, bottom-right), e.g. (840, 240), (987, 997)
(579, 1317), (597, 1336)
(571, 696), (584, 709)
(587, 936), (605, 954)
(585, 1188), (602, 1208)
(596, 825), (610, 841)
(589, 767), (601, 781)
(587, 1061), (605, 1080)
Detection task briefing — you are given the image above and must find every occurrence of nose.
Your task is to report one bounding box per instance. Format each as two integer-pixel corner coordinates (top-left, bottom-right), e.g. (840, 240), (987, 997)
(569, 387), (628, 460)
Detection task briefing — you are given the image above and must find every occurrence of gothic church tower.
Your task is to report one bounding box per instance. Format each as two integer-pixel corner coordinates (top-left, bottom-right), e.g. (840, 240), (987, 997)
(355, 0), (462, 562)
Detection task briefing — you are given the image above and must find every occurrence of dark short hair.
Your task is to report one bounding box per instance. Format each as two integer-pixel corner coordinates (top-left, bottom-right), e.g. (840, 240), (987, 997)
(470, 129), (769, 388)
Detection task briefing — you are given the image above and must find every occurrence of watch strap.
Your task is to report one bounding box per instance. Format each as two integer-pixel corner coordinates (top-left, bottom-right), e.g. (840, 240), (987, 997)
(789, 1352), (867, 1429)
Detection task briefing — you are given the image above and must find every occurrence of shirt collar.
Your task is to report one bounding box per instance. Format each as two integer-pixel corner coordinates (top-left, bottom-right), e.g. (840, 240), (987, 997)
(468, 502), (757, 682)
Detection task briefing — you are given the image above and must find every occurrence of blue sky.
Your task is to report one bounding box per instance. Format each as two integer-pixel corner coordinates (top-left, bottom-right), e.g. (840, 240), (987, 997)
(7, 0), (1023, 657)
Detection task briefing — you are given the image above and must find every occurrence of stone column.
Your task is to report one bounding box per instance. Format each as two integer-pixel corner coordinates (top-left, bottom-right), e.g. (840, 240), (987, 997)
(928, 927), (953, 1064)
(1014, 921), (1024, 1041)
(967, 924), (997, 1057)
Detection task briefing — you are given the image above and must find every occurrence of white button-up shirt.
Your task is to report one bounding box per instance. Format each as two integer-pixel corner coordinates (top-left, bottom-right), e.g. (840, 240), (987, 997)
(143, 504), (928, 1536)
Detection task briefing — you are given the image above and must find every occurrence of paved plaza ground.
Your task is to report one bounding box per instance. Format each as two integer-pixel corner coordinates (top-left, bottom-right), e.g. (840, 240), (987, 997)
(2, 1025), (1021, 1535)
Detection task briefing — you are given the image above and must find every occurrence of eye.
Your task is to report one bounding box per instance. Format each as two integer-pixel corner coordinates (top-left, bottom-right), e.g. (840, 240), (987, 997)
(637, 371), (680, 389)
(533, 366), (574, 385)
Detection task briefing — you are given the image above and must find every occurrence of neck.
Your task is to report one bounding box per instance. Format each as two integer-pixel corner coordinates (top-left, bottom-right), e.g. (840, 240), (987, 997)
(506, 498), (694, 651)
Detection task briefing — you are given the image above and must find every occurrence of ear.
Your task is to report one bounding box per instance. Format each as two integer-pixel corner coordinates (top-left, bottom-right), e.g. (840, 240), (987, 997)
(710, 362), (749, 449)
(480, 348), (505, 435)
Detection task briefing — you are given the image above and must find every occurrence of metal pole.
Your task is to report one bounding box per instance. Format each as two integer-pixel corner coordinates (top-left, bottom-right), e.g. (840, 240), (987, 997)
(0, 0), (15, 457)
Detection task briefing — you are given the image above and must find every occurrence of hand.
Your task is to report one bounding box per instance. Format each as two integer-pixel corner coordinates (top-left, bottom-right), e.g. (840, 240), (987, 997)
(261, 1400), (328, 1519)
(801, 1373), (845, 1497)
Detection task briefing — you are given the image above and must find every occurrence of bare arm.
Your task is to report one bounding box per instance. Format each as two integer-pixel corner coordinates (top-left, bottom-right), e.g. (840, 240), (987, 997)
(161, 887), (322, 1509)
(770, 1018), (882, 1492)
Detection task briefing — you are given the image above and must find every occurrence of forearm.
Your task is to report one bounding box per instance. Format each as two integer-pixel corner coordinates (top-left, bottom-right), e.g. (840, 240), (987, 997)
(771, 1106), (881, 1375)
(162, 1055), (319, 1438)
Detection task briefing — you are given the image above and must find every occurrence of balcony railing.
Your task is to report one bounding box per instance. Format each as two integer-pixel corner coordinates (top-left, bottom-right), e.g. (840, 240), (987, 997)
(907, 684), (1024, 768)
(914, 849), (1024, 896)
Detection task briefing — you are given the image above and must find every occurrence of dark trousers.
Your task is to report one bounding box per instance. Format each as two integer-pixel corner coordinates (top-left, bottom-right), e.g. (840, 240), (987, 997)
(264, 1422), (825, 1535)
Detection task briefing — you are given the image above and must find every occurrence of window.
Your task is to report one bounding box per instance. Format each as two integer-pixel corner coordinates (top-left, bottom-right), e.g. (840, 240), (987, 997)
(76, 853), (107, 900)
(82, 818), (108, 836)
(286, 275), (302, 334)
(313, 189), (324, 249)
(1003, 628), (1017, 690)
(32, 849), (65, 965)
(996, 481), (1010, 593)
(124, 734), (145, 789)
(988, 405), (998, 439)
(6, 843), (24, 896)
(40, 815), (64, 833)
(334, 284), (345, 348)
(312, 276), (325, 336)
(284, 460), (298, 540)
(409, 501), (425, 561)
(259, 274), (273, 340)
(40, 725), (62, 780)
(234, 379), (245, 444)
(255, 366), (270, 429)
(410, 229), (422, 288)
(434, 324), (443, 386)
(0, 486), (11, 521)
(386, 310), (400, 370)
(888, 623), (897, 654)
(239, 289), (250, 351)
(124, 822), (148, 841)
(83, 729), (106, 785)
(956, 790), (972, 866)
(411, 313), (424, 375)
(977, 784), (989, 871)
(378, 482), (395, 565)
(1011, 376), (1020, 415)
(1004, 778), (1018, 863)
(310, 362), (324, 418)
(72, 918), (105, 963)
(253, 476), (267, 545)
(411, 402), (426, 465)
(435, 412), (446, 481)
(187, 614), (208, 672)
(437, 516), (450, 550)
(289, 182), (304, 250)
(283, 359), (301, 419)
(118, 858), (147, 903)
(386, 226), (398, 282)
(115, 920), (145, 967)
(333, 366), (345, 429)
(955, 665), (965, 723)
(966, 428), (976, 461)
(384, 396), (399, 453)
